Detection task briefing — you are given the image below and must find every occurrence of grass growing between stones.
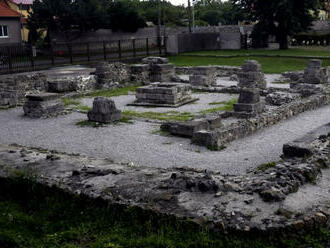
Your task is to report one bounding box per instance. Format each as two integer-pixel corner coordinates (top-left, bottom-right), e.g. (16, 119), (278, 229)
(122, 110), (195, 122)
(85, 85), (140, 98)
(200, 98), (237, 114)
(2, 177), (330, 248)
(256, 161), (277, 172)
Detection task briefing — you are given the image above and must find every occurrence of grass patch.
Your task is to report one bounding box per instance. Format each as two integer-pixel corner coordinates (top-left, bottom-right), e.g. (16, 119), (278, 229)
(85, 85), (140, 98)
(169, 55), (330, 74)
(256, 161), (277, 172)
(208, 101), (227, 105)
(207, 145), (227, 151)
(182, 48), (330, 57)
(271, 81), (290, 84)
(2, 177), (330, 247)
(200, 98), (237, 114)
(123, 110), (195, 122)
(62, 98), (81, 107)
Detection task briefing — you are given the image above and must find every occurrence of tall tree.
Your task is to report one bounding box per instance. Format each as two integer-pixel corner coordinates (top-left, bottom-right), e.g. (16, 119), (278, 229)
(232, 0), (323, 49)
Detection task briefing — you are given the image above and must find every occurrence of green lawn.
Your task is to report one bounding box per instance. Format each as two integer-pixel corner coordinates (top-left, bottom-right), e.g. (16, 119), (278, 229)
(182, 47), (330, 57)
(169, 55), (330, 74)
(1, 177), (330, 248)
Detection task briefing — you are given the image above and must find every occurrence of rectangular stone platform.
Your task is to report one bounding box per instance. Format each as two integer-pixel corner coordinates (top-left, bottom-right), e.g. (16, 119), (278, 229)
(129, 82), (198, 107)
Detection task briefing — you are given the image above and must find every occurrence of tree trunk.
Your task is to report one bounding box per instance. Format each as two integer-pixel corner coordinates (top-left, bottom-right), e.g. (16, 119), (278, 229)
(278, 34), (288, 50)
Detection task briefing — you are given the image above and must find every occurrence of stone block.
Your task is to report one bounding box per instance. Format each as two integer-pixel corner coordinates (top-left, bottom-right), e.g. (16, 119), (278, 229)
(266, 92), (300, 106)
(47, 80), (75, 93)
(87, 97), (121, 123)
(142, 57), (169, 64)
(233, 101), (264, 113)
(132, 82), (195, 107)
(23, 93), (64, 118)
(238, 88), (260, 104)
(237, 71), (266, 89)
(241, 60), (262, 72)
(307, 59), (322, 69)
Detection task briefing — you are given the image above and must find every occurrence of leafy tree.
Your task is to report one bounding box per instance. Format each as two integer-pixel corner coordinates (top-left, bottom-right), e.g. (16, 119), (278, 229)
(232, 0), (323, 49)
(107, 1), (146, 32)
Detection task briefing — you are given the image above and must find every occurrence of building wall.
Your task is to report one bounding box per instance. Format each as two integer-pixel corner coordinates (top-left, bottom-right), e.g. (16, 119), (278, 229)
(0, 17), (21, 44)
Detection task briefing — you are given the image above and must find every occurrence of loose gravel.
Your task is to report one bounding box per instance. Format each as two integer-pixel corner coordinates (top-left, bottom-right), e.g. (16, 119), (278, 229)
(1, 103), (330, 175)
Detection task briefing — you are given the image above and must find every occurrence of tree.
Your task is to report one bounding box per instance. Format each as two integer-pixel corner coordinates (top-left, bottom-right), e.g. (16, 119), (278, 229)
(232, 0), (323, 49)
(107, 1), (146, 32)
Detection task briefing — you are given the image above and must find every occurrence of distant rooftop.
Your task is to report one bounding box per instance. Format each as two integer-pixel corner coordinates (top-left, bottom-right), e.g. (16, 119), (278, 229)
(10, 0), (33, 4)
(0, 1), (21, 17)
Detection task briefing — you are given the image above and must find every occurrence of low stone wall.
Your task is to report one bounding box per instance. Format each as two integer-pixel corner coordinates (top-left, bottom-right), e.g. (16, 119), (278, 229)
(0, 130), (330, 232)
(175, 65), (241, 77)
(192, 93), (330, 148)
(0, 73), (47, 107)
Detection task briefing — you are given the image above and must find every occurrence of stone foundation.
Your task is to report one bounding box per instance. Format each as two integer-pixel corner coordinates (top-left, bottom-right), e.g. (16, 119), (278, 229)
(233, 88), (265, 118)
(23, 93), (64, 118)
(95, 62), (130, 89)
(130, 64), (150, 83)
(0, 73), (47, 107)
(189, 66), (217, 87)
(237, 60), (266, 89)
(131, 82), (197, 107)
(192, 93), (330, 149)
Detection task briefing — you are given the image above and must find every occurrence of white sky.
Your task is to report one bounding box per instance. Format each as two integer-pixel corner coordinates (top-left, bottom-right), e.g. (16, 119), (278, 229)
(168, 0), (227, 7)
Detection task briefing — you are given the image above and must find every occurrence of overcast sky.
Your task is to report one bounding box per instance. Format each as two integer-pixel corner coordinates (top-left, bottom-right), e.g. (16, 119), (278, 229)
(168, 0), (227, 7)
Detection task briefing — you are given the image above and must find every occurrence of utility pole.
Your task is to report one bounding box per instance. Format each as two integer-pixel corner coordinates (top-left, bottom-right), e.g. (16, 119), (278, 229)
(187, 0), (192, 33)
(157, 0), (161, 52)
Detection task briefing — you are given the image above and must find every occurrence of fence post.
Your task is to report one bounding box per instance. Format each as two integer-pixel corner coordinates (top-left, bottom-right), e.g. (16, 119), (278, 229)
(164, 36), (167, 55)
(7, 46), (12, 73)
(158, 36), (162, 56)
(50, 41), (55, 66)
(146, 38), (149, 56)
(118, 40), (122, 60)
(103, 41), (107, 61)
(87, 42), (90, 62)
(68, 43), (73, 64)
(29, 44), (35, 69)
(132, 39), (136, 58)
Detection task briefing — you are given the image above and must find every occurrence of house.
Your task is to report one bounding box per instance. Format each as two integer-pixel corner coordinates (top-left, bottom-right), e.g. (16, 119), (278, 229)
(7, 0), (33, 41)
(0, 0), (21, 44)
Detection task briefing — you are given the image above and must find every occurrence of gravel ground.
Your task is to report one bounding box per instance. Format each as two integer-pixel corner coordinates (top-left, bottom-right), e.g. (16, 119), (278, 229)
(80, 93), (238, 114)
(1, 104), (330, 175)
(179, 74), (290, 89)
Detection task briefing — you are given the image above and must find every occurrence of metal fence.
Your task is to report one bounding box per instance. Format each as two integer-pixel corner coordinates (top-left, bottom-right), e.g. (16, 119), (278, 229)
(0, 37), (167, 75)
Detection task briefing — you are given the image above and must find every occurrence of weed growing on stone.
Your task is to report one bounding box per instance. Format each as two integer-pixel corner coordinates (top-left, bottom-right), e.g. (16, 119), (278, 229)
(62, 98), (81, 107)
(256, 161), (277, 172)
(200, 98), (237, 114)
(207, 145), (227, 151)
(123, 110), (194, 122)
(85, 85), (141, 98)
(76, 117), (133, 128)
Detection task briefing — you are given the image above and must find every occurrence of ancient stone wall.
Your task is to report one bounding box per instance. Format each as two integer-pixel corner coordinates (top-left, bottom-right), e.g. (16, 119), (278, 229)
(0, 73), (47, 107)
(192, 94), (330, 148)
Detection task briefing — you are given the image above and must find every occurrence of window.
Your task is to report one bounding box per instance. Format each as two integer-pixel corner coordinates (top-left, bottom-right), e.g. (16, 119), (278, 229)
(0, 25), (8, 38)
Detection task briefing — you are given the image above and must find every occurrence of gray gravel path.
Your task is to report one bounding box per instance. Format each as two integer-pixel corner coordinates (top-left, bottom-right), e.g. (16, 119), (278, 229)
(80, 93), (238, 114)
(1, 104), (330, 175)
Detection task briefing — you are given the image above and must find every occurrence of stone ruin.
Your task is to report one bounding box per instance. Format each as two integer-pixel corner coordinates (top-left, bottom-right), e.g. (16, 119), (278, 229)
(87, 97), (121, 123)
(189, 66), (217, 87)
(0, 73), (47, 107)
(291, 59), (330, 96)
(130, 57), (177, 84)
(131, 82), (197, 107)
(234, 88), (265, 118)
(23, 93), (64, 118)
(94, 62), (130, 89)
(238, 60), (266, 90)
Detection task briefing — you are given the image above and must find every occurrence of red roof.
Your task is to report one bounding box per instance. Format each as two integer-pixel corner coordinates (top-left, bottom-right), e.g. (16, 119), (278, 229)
(0, 1), (21, 17)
